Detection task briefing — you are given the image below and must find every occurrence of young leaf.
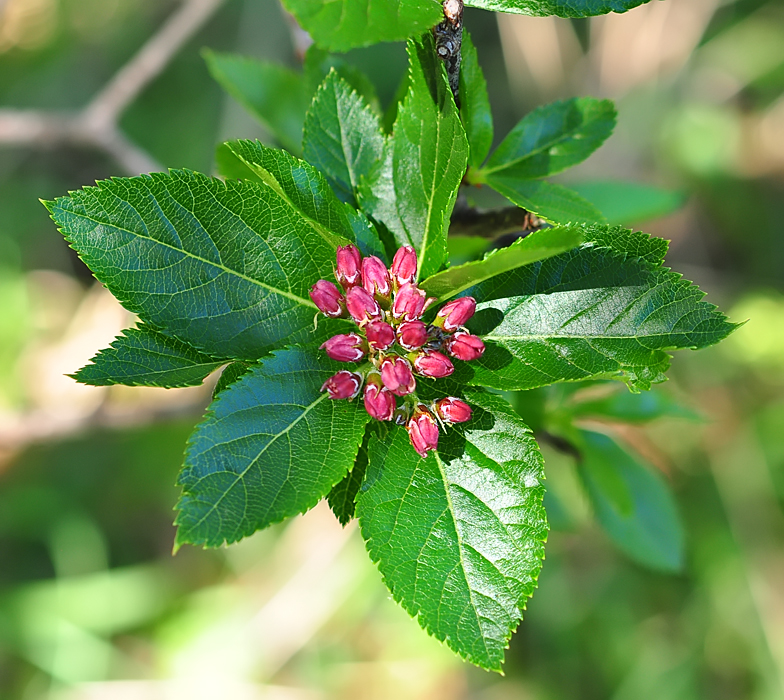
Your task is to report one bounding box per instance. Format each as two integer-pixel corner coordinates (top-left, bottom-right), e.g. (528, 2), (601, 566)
(280, 0), (444, 52)
(327, 424), (371, 525)
(460, 30), (493, 169)
(357, 390), (547, 671)
(203, 50), (308, 155)
(45, 168), (355, 361)
(483, 177), (607, 225)
(577, 429), (684, 571)
(464, 246), (738, 391)
(359, 35), (469, 281)
(73, 325), (227, 388)
(175, 347), (371, 548)
(471, 98), (616, 181)
(570, 181), (686, 226)
(464, 0), (654, 19)
(303, 70), (385, 205)
(420, 225), (584, 300)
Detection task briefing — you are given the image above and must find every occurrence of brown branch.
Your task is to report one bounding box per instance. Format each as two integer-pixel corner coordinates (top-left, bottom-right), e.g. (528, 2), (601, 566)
(449, 204), (545, 238)
(433, 0), (463, 106)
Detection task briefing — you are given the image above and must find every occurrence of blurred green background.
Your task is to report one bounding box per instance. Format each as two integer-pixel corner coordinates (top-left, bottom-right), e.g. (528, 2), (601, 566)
(1, 0), (783, 698)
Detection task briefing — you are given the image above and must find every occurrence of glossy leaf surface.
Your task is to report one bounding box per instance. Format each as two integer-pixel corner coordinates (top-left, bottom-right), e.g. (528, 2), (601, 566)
(464, 0), (654, 18)
(327, 425), (371, 525)
(176, 347), (371, 547)
(357, 390), (546, 671)
(460, 30), (493, 169)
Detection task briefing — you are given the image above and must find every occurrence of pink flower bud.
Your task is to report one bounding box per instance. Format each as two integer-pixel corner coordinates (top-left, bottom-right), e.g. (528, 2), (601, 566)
(446, 332), (485, 361)
(434, 297), (477, 331)
(380, 355), (416, 396)
(345, 286), (382, 324)
(365, 320), (395, 351)
(364, 373), (395, 421)
(361, 256), (391, 297)
(321, 371), (363, 400)
(309, 279), (345, 318)
(407, 406), (439, 458)
(413, 351), (454, 378)
(320, 333), (367, 362)
(434, 397), (472, 423)
(391, 245), (417, 286)
(392, 283), (427, 322)
(336, 244), (362, 289)
(397, 320), (428, 351)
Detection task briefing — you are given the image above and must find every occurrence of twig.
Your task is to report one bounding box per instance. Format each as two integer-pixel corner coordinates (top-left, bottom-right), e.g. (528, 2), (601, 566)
(449, 204), (544, 238)
(433, 0), (463, 106)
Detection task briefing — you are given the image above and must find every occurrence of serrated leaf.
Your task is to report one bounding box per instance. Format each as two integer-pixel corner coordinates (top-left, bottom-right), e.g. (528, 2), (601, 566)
(464, 0), (654, 19)
(570, 386), (700, 423)
(303, 45), (380, 112)
(213, 362), (253, 398)
(357, 390), (547, 671)
(358, 35), (469, 281)
(463, 243), (738, 391)
(204, 50), (308, 155)
(175, 347), (371, 548)
(72, 325), (227, 388)
(570, 181), (685, 226)
(577, 429), (684, 571)
(483, 177), (607, 225)
(281, 0), (444, 52)
(45, 167), (356, 361)
(460, 30), (493, 169)
(421, 225), (584, 299)
(583, 224), (669, 267)
(327, 424), (371, 525)
(472, 97), (616, 181)
(303, 71), (385, 205)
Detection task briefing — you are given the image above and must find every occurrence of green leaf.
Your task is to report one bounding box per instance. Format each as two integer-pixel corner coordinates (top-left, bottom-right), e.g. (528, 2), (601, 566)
(327, 424), (371, 525)
(463, 244), (738, 391)
(583, 224), (669, 267)
(464, 0), (655, 19)
(483, 177), (607, 225)
(358, 35), (469, 281)
(204, 50), (308, 155)
(357, 390), (547, 671)
(420, 225), (584, 299)
(303, 45), (380, 112)
(569, 386), (700, 423)
(472, 97), (616, 181)
(175, 347), (371, 548)
(213, 361), (253, 398)
(447, 236), (490, 266)
(72, 325), (227, 388)
(569, 181), (686, 226)
(281, 0), (444, 52)
(460, 30), (493, 169)
(303, 70), (385, 205)
(45, 167), (355, 361)
(577, 429), (684, 571)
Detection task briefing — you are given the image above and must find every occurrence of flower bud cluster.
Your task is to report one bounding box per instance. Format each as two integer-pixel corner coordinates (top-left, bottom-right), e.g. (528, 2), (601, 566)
(310, 244), (486, 457)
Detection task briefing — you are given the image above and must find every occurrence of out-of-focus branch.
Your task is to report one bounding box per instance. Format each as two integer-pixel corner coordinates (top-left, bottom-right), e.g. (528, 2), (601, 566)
(449, 204), (544, 238)
(0, 0), (226, 175)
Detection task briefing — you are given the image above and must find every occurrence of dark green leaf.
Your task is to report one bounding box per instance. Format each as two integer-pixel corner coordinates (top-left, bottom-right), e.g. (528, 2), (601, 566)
(569, 386), (700, 423)
(303, 45), (380, 112)
(303, 71), (385, 205)
(175, 347), (371, 548)
(357, 390), (547, 671)
(577, 429), (684, 571)
(483, 177), (607, 225)
(472, 97), (616, 181)
(213, 362), (253, 398)
(327, 424), (371, 525)
(358, 35), (469, 280)
(204, 50), (308, 155)
(464, 0), (655, 19)
(421, 225), (584, 299)
(570, 181), (685, 226)
(280, 0), (444, 52)
(460, 30), (493, 169)
(72, 325), (227, 388)
(45, 167), (356, 361)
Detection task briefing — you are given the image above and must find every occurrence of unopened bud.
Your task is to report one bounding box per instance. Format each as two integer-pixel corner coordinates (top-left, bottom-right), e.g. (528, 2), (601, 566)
(320, 333), (367, 362)
(321, 371), (363, 400)
(364, 372), (395, 421)
(434, 297), (477, 331)
(345, 286), (383, 324)
(446, 332), (485, 361)
(362, 256), (391, 297)
(366, 320), (395, 351)
(392, 283), (427, 322)
(336, 244), (362, 289)
(407, 405), (439, 457)
(397, 320), (428, 350)
(380, 355), (416, 396)
(309, 279), (346, 318)
(434, 397), (472, 423)
(391, 245), (417, 286)
(413, 350), (454, 378)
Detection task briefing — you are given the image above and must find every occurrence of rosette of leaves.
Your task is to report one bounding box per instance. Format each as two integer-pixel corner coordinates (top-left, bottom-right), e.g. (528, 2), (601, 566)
(44, 31), (736, 671)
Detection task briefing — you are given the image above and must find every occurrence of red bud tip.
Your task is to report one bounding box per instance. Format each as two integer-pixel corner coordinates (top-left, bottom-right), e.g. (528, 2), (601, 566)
(321, 371), (363, 399)
(336, 244), (362, 289)
(320, 333), (367, 362)
(309, 279), (346, 318)
(434, 397), (472, 423)
(361, 256), (392, 297)
(365, 320), (396, 351)
(364, 373), (396, 421)
(435, 296), (476, 331)
(413, 350), (454, 378)
(345, 286), (383, 324)
(380, 355), (417, 396)
(446, 331), (485, 361)
(391, 245), (418, 286)
(392, 283), (428, 322)
(397, 320), (428, 351)
(407, 406), (439, 457)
